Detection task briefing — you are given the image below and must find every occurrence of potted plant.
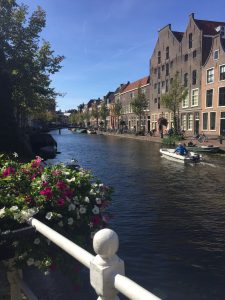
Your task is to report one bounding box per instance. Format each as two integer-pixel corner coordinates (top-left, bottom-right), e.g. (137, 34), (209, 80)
(0, 154), (113, 275)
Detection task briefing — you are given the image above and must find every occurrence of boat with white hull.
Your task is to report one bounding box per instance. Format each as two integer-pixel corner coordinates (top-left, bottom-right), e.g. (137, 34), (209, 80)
(160, 148), (202, 163)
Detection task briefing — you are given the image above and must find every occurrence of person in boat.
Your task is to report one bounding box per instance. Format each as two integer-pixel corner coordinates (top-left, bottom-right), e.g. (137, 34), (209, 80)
(175, 142), (188, 155)
(188, 141), (194, 147)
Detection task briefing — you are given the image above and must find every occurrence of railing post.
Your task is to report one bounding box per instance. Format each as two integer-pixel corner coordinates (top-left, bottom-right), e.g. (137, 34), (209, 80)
(90, 229), (125, 300)
(5, 259), (22, 300)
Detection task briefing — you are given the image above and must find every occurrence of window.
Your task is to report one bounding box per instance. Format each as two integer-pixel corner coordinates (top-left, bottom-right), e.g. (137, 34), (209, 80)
(193, 50), (197, 58)
(213, 50), (219, 60)
(158, 82), (160, 94)
(187, 114), (193, 130)
(162, 65), (165, 71)
(189, 33), (192, 49)
(154, 83), (157, 89)
(191, 89), (198, 106)
(170, 60), (173, 68)
(154, 98), (157, 104)
(210, 112), (216, 130)
(170, 78), (173, 84)
(161, 81), (165, 87)
(154, 68), (157, 74)
(166, 47), (169, 59)
(220, 65), (225, 81)
(182, 92), (189, 108)
(184, 73), (188, 87)
(158, 51), (161, 64)
(203, 113), (208, 130)
(219, 87), (225, 106)
(206, 89), (213, 107)
(181, 115), (187, 130)
(184, 54), (188, 62)
(166, 80), (168, 92)
(206, 68), (214, 84)
(166, 63), (169, 76)
(192, 70), (197, 85)
(158, 98), (160, 109)
(158, 67), (161, 79)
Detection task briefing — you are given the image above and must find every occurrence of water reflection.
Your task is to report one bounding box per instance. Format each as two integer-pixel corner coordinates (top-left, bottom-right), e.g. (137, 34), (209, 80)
(43, 129), (225, 299)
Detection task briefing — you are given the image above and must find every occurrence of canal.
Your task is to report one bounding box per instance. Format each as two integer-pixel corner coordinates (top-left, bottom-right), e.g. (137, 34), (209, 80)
(25, 129), (225, 299)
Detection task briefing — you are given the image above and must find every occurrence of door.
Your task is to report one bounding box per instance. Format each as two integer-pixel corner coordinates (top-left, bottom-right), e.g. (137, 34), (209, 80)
(194, 112), (199, 135)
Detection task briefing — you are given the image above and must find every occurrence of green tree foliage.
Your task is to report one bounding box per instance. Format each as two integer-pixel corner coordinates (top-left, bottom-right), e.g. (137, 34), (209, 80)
(161, 72), (188, 135)
(0, 0), (64, 128)
(100, 101), (109, 130)
(131, 86), (149, 131)
(113, 100), (122, 129)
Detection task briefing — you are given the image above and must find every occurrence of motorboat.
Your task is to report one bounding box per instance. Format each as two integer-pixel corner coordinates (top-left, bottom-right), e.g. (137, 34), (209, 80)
(87, 129), (97, 134)
(160, 148), (202, 163)
(185, 144), (220, 153)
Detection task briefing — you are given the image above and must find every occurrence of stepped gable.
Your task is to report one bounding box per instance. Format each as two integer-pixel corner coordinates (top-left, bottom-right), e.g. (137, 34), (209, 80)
(195, 19), (225, 35)
(122, 76), (150, 93)
(172, 31), (184, 42)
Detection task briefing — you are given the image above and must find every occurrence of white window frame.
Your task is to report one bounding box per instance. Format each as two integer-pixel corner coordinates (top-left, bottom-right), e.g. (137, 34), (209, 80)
(202, 112), (208, 130)
(187, 113), (193, 131)
(213, 49), (219, 60)
(218, 86), (225, 107)
(209, 111), (216, 131)
(219, 64), (225, 82)
(181, 114), (187, 130)
(191, 88), (199, 107)
(206, 67), (214, 84)
(182, 92), (189, 108)
(205, 89), (213, 108)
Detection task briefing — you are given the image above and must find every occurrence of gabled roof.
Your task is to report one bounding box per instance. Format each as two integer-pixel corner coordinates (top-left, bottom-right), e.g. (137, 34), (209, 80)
(195, 19), (225, 35)
(121, 76), (150, 94)
(114, 82), (130, 94)
(172, 31), (184, 42)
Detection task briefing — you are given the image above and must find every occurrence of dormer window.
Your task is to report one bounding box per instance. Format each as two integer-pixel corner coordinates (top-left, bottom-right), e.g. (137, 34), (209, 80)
(189, 33), (193, 49)
(213, 50), (219, 60)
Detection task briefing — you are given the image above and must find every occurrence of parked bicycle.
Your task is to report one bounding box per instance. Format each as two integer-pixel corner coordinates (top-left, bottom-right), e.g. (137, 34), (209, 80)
(192, 133), (208, 143)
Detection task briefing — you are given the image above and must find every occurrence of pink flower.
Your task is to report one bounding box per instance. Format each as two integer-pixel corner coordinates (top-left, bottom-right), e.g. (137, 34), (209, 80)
(56, 180), (67, 191)
(42, 181), (49, 187)
(2, 167), (15, 177)
(31, 173), (36, 180)
(57, 198), (65, 206)
(31, 156), (42, 168)
(40, 187), (53, 199)
(90, 215), (101, 226)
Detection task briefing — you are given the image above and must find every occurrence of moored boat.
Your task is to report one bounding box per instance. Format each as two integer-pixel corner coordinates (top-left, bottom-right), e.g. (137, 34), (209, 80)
(186, 144), (220, 153)
(87, 129), (97, 134)
(160, 148), (202, 163)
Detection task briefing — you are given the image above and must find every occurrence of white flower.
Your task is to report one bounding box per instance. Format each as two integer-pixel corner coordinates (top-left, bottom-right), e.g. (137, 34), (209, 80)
(44, 271), (50, 276)
(41, 174), (49, 181)
(46, 212), (53, 220)
(92, 205), (100, 214)
(73, 196), (79, 204)
(13, 213), (20, 221)
(10, 206), (18, 211)
(34, 260), (41, 267)
(0, 207), (5, 218)
(34, 238), (40, 245)
(79, 206), (86, 214)
(96, 198), (102, 205)
(68, 217), (74, 225)
(27, 258), (34, 266)
(84, 196), (90, 203)
(68, 203), (76, 211)
(13, 152), (18, 158)
(12, 241), (19, 247)
(66, 177), (76, 183)
(99, 183), (104, 187)
(58, 221), (63, 227)
(20, 208), (39, 222)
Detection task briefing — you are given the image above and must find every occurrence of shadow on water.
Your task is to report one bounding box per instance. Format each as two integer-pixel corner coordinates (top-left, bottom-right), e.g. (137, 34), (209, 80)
(25, 129), (225, 300)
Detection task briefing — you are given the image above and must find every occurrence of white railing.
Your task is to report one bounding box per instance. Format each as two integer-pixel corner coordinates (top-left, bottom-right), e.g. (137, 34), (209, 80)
(26, 218), (161, 300)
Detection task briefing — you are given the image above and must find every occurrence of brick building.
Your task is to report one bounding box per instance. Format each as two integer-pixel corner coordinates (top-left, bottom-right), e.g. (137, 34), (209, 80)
(201, 29), (225, 136)
(150, 14), (225, 136)
(120, 76), (150, 132)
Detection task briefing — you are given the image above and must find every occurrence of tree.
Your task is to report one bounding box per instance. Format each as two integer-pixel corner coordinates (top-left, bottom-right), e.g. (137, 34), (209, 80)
(131, 86), (149, 131)
(100, 101), (109, 131)
(83, 110), (91, 127)
(113, 100), (122, 129)
(161, 72), (188, 135)
(0, 0), (64, 136)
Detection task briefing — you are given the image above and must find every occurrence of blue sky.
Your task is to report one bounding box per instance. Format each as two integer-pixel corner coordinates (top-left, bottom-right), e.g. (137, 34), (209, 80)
(18, 0), (225, 111)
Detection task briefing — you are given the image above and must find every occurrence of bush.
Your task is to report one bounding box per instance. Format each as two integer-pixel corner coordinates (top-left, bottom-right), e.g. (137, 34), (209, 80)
(162, 135), (183, 146)
(0, 154), (112, 274)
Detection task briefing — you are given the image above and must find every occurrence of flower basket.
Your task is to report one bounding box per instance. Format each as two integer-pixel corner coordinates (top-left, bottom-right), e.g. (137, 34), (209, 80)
(0, 154), (113, 275)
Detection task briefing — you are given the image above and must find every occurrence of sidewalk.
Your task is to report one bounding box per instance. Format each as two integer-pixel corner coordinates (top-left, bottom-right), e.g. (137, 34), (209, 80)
(101, 132), (225, 151)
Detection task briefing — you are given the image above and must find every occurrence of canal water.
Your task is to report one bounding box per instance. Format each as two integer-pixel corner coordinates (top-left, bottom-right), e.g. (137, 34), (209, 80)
(25, 129), (225, 299)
